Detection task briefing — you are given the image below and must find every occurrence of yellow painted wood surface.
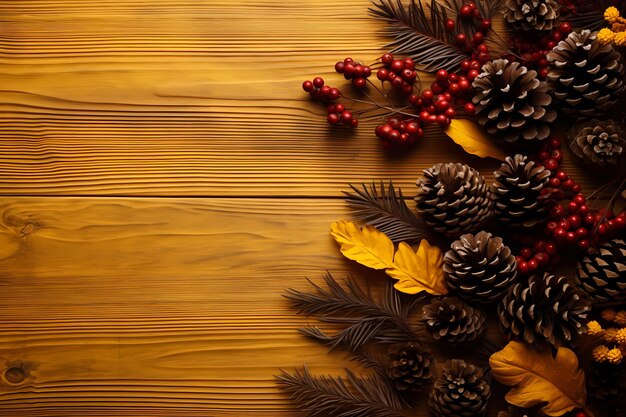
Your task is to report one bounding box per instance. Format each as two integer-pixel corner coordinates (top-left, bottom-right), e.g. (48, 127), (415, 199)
(0, 0), (595, 415)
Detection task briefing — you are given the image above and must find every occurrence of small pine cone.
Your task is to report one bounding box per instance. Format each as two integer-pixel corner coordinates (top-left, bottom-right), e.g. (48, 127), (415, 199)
(575, 239), (626, 304)
(422, 297), (486, 346)
(429, 359), (491, 417)
(492, 154), (551, 228)
(568, 119), (626, 168)
(415, 163), (493, 238)
(547, 30), (626, 117)
(472, 59), (556, 144)
(444, 231), (518, 304)
(387, 342), (434, 392)
(499, 273), (591, 347)
(504, 0), (560, 31)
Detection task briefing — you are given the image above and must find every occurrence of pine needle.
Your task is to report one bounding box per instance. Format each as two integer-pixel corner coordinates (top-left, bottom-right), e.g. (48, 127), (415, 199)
(568, 1), (616, 31)
(344, 181), (435, 244)
(276, 366), (405, 417)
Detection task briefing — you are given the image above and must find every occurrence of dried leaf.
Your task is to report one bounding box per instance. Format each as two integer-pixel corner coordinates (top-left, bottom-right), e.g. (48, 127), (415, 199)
(444, 118), (507, 160)
(489, 341), (586, 417)
(330, 220), (447, 295)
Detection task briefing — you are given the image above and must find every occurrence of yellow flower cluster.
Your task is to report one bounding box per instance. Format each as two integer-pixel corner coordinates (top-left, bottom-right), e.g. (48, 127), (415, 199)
(588, 309), (626, 365)
(598, 7), (626, 46)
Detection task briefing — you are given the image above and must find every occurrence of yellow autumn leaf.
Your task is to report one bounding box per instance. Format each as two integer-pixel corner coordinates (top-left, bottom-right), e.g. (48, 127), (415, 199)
(489, 341), (586, 417)
(330, 220), (447, 296)
(444, 118), (507, 160)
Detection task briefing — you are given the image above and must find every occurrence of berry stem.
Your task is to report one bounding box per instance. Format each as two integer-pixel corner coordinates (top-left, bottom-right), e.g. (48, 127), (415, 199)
(342, 95), (417, 118)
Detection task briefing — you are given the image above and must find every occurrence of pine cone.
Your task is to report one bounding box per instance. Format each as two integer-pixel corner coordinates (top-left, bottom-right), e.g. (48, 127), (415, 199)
(492, 154), (551, 228)
(387, 342), (434, 392)
(499, 273), (591, 347)
(444, 231), (518, 304)
(504, 0), (560, 31)
(568, 119), (626, 168)
(415, 163), (493, 238)
(472, 59), (556, 144)
(422, 297), (486, 346)
(575, 239), (626, 304)
(429, 359), (491, 417)
(547, 30), (626, 117)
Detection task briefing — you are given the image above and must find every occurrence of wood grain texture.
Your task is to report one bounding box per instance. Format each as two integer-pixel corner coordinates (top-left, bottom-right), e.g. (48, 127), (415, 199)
(0, 0), (595, 196)
(0, 197), (400, 415)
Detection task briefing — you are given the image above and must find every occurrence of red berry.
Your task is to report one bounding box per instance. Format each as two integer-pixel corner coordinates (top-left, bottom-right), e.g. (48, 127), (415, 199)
(551, 149), (562, 161)
(572, 184), (581, 193)
(578, 240), (590, 251)
(377, 68), (389, 81)
(436, 114), (448, 125)
(559, 22), (573, 34)
(545, 242), (557, 255)
(392, 77), (404, 88)
(419, 111), (430, 122)
(428, 114), (437, 123)
(527, 259), (539, 271)
(327, 113), (339, 124)
(422, 89), (434, 101)
(352, 77), (367, 89)
(563, 179), (575, 189)
(550, 205), (565, 219)
(340, 111), (353, 123)
(436, 69), (449, 81)
(467, 69), (480, 80)
(552, 31), (563, 42)
(518, 261), (529, 275)
(549, 177), (561, 187)
(556, 171), (568, 181)
(406, 122), (419, 134)
(461, 60), (471, 71)
(566, 231), (578, 244)
(575, 227), (588, 238)
(313, 77), (324, 88)
(445, 107), (456, 118)
(478, 52), (490, 62)
(388, 130), (400, 142)
(544, 158), (558, 170)
(569, 214), (582, 228)
(567, 201), (578, 213)
(456, 33), (468, 44)
(559, 219), (571, 230)
(534, 252), (548, 266)
(481, 19), (492, 31)
(302, 80), (314, 92)
(448, 83), (460, 95)
(381, 53), (393, 65)
(350, 119), (358, 128)
(573, 194), (585, 205)
(464, 103), (476, 114)
(458, 79), (471, 91)
(520, 247), (534, 260)
(460, 5), (473, 18)
(473, 32), (484, 44)
(549, 137), (561, 149)
(598, 223), (609, 236)
(584, 214), (595, 225)
(329, 88), (341, 100)
(534, 240), (546, 253)
(538, 150), (550, 161)
(391, 60), (404, 73)
(546, 221), (558, 232)
(554, 228), (567, 241)
(436, 99), (450, 112)
(334, 103), (345, 113)
(403, 58), (415, 69)
(335, 61), (345, 73)
(445, 18), (456, 31)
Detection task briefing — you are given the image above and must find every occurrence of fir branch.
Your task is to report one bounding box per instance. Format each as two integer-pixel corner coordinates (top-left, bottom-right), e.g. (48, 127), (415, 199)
(370, 0), (467, 71)
(276, 367), (404, 417)
(567, 0), (616, 31)
(370, 0), (505, 72)
(344, 181), (432, 244)
(285, 274), (421, 350)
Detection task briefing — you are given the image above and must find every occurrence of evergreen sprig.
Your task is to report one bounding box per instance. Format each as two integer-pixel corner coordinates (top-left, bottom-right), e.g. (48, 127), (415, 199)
(276, 367), (405, 417)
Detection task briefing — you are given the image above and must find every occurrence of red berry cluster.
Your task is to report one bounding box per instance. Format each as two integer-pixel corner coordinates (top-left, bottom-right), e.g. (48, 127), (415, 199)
(376, 54), (417, 96)
(326, 103), (358, 128)
(335, 58), (372, 89)
(375, 116), (424, 149)
(503, 22), (572, 79)
(302, 77), (341, 102)
(512, 138), (626, 276)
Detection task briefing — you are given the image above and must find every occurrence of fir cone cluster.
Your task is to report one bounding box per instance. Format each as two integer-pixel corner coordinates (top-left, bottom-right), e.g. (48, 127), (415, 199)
(576, 239), (626, 304)
(444, 231), (518, 304)
(504, 0), (560, 31)
(568, 119), (626, 168)
(387, 342), (434, 392)
(547, 30), (626, 117)
(492, 154), (551, 228)
(415, 163), (492, 238)
(429, 359), (491, 417)
(472, 59), (556, 144)
(499, 273), (591, 347)
(422, 297), (486, 346)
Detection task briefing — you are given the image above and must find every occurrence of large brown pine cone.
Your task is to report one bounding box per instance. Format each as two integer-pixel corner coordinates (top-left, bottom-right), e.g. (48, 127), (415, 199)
(547, 30), (626, 117)
(444, 231), (518, 304)
(473, 59), (556, 143)
(492, 154), (551, 228)
(575, 239), (626, 304)
(387, 342), (434, 392)
(429, 359), (491, 417)
(504, 0), (560, 31)
(415, 163), (493, 238)
(568, 119), (626, 168)
(422, 297), (486, 346)
(499, 273), (591, 347)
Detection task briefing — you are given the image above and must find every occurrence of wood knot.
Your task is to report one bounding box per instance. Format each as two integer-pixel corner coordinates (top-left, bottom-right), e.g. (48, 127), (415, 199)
(4, 367), (25, 384)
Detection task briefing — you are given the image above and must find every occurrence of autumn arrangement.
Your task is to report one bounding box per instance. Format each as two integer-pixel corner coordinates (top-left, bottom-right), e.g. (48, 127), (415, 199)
(277, 1), (626, 417)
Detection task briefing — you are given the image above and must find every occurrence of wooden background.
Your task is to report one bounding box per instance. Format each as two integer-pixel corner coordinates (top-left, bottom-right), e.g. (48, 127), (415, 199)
(0, 1), (594, 415)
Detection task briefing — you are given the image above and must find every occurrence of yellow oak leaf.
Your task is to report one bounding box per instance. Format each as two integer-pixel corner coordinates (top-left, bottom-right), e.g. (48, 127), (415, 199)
(330, 220), (447, 296)
(444, 118), (507, 160)
(489, 341), (586, 416)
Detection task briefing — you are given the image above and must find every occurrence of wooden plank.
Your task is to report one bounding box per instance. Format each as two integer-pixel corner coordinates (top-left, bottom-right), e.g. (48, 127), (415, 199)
(0, 197), (414, 415)
(0, 0), (596, 196)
